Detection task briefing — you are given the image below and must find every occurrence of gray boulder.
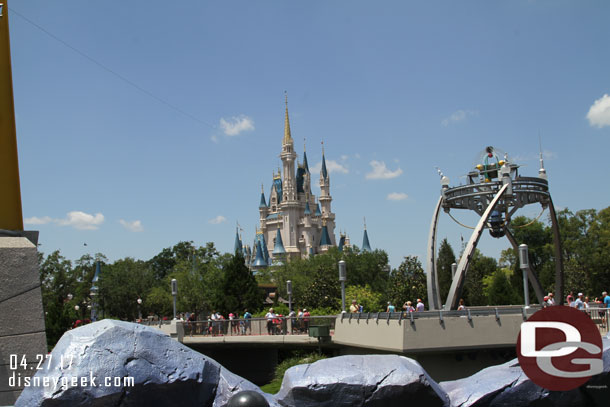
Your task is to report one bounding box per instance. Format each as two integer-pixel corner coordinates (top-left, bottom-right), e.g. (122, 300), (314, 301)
(274, 354), (449, 407)
(440, 335), (610, 407)
(16, 320), (273, 407)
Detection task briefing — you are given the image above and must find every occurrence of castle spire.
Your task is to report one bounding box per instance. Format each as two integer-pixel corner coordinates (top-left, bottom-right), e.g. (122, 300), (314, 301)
(283, 91), (292, 144)
(362, 217), (371, 252)
(321, 141), (328, 179)
(234, 227), (243, 254)
(259, 184), (267, 208)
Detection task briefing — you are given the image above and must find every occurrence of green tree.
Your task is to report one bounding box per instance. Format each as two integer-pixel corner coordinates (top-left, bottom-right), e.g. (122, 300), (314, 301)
(217, 252), (263, 315)
(39, 251), (78, 346)
(483, 268), (519, 305)
(436, 238), (456, 302)
(299, 265), (341, 310)
(98, 258), (154, 320)
(386, 256), (427, 308)
(502, 215), (554, 299)
(462, 250), (497, 306)
(343, 247), (390, 293)
(345, 285), (383, 313)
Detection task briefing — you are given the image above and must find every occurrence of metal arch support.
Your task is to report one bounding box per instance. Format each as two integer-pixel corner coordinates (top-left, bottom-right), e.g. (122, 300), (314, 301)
(426, 196), (443, 310)
(548, 197), (564, 305)
(504, 228), (545, 304)
(444, 183), (509, 310)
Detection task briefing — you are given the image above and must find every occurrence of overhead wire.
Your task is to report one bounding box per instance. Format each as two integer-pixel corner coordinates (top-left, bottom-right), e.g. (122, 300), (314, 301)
(8, 7), (216, 130)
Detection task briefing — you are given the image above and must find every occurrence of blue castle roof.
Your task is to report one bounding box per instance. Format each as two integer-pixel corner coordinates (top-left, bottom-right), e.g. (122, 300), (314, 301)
(362, 229), (372, 252)
(272, 228), (286, 255)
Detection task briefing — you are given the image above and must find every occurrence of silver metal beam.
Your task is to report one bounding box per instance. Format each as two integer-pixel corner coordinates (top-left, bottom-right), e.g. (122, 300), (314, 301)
(444, 183), (509, 310)
(426, 196), (443, 310)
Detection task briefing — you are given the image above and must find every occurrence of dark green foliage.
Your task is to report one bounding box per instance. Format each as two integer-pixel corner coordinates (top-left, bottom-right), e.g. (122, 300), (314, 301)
(484, 269), (519, 305)
(462, 250), (497, 306)
(39, 251), (77, 346)
(299, 266), (341, 310)
(97, 258), (154, 320)
(216, 252), (264, 315)
(436, 238), (456, 301)
(386, 256), (427, 307)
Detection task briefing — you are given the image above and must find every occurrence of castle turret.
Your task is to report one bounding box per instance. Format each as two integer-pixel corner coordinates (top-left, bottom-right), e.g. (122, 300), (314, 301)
(281, 94), (297, 202)
(252, 240), (268, 270)
(234, 227), (243, 254)
(362, 220), (372, 252)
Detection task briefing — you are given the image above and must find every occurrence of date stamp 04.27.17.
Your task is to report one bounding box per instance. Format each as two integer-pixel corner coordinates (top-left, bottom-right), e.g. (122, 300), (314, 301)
(7, 353), (135, 390)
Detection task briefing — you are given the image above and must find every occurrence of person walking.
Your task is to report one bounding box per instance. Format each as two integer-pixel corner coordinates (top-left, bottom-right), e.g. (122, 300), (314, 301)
(265, 308), (276, 335)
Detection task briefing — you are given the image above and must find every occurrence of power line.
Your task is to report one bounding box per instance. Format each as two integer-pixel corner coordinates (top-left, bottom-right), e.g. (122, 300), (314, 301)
(9, 7), (216, 129)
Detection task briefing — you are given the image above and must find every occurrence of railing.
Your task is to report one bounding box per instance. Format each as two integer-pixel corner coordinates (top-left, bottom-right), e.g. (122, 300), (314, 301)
(587, 304), (609, 335)
(180, 315), (336, 337)
(138, 318), (173, 327)
(339, 305), (542, 323)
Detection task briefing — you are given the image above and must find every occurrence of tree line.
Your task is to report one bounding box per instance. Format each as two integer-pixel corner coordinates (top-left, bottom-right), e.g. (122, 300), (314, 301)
(39, 205), (609, 346)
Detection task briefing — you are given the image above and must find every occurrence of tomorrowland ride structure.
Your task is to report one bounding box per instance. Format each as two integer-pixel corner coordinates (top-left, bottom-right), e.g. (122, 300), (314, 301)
(427, 146), (564, 310)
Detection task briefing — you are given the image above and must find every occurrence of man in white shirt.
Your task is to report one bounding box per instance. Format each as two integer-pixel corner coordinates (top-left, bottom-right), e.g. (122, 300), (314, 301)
(265, 308), (276, 335)
(574, 293), (585, 310)
(416, 299), (425, 312)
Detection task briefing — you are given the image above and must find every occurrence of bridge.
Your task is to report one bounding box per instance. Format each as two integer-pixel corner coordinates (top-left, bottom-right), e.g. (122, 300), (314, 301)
(147, 305), (608, 385)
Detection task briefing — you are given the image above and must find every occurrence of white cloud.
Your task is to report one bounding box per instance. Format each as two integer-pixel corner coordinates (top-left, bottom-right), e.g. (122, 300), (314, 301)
(366, 160), (403, 180)
(586, 94), (610, 128)
(311, 160), (349, 174)
(354, 153), (361, 159)
(441, 109), (478, 126)
(219, 115), (254, 136)
(209, 215), (227, 224)
(24, 216), (52, 225)
(57, 211), (104, 230)
(119, 219), (143, 232)
(387, 192), (409, 201)
(340, 155), (348, 161)
(210, 135), (219, 143)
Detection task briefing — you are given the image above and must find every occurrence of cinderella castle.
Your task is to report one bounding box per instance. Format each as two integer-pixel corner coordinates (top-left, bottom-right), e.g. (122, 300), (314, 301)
(234, 97), (372, 269)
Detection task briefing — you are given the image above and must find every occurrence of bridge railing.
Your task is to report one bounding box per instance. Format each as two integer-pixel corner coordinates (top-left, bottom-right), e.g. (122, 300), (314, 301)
(179, 315), (336, 337)
(586, 304), (609, 335)
(340, 305), (542, 324)
(340, 304), (609, 335)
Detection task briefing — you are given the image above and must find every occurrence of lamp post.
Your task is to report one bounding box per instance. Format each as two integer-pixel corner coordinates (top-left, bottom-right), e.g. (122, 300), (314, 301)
(137, 297), (142, 322)
(338, 260), (346, 313)
(171, 278), (178, 320)
(519, 244), (530, 308)
(286, 280), (292, 313)
(451, 262), (457, 279)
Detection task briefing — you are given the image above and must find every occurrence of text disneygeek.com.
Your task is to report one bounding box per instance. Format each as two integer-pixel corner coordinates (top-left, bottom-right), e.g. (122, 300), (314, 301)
(8, 354), (134, 390)
(9, 372), (135, 390)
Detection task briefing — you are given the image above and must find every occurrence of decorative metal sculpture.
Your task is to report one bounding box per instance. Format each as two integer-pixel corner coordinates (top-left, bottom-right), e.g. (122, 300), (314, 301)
(426, 146), (564, 310)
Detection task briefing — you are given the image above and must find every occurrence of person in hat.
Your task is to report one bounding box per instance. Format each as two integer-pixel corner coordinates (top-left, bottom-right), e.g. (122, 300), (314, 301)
(350, 300), (360, 313)
(416, 298), (425, 312)
(265, 308), (276, 335)
(574, 293), (585, 310)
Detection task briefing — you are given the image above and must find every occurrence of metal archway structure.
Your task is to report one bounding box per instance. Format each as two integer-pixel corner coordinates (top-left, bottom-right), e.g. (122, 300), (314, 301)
(426, 148), (564, 310)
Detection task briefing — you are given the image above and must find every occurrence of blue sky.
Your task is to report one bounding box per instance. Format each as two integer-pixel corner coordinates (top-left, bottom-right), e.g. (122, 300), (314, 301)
(8, 0), (610, 268)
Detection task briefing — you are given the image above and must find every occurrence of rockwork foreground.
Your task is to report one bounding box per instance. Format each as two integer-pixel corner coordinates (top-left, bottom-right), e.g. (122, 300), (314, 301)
(15, 320), (610, 407)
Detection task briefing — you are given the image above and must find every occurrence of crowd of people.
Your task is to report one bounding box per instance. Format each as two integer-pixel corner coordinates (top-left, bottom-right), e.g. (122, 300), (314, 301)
(348, 298), (429, 314)
(542, 290), (610, 311)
